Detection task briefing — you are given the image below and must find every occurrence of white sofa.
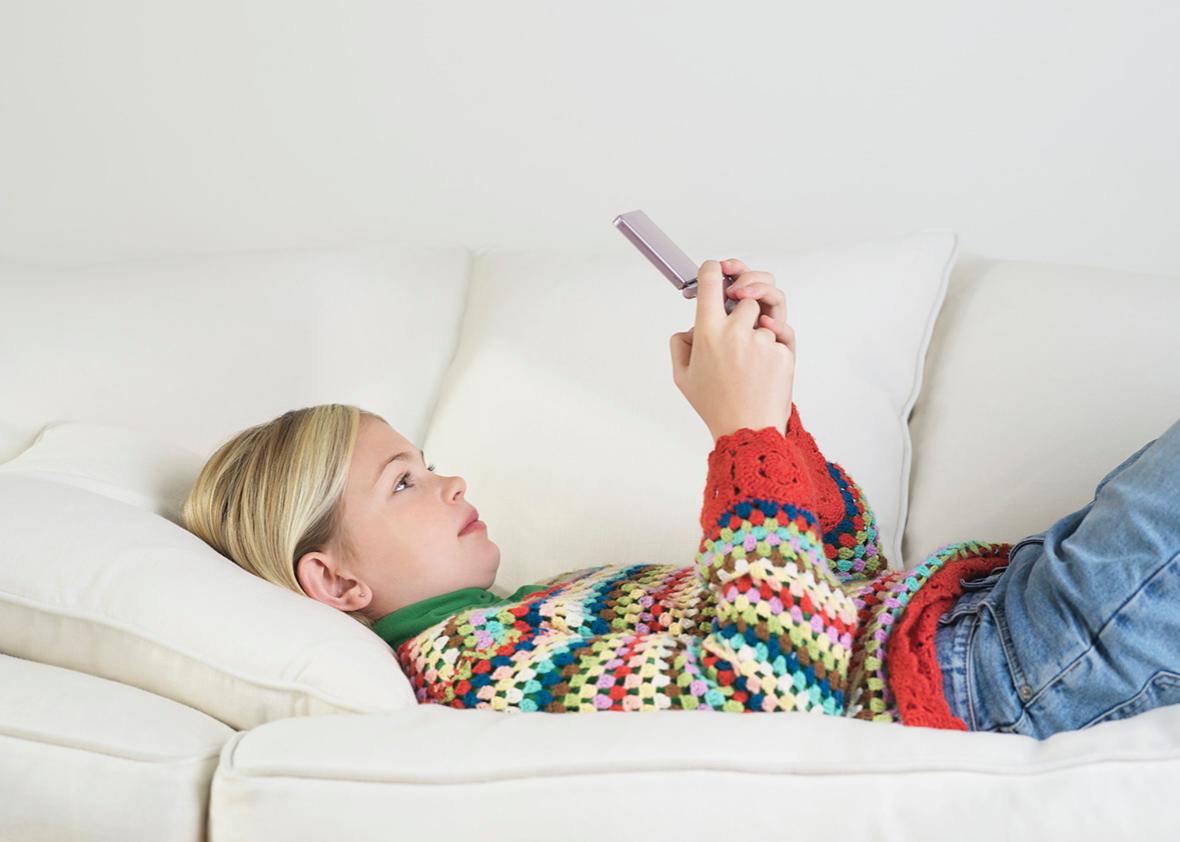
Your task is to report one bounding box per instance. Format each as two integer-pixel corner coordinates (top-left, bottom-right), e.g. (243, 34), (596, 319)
(2, 233), (1180, 842)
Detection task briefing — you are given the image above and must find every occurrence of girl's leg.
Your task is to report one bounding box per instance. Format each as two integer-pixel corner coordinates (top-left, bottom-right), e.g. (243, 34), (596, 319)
(934, 416), (1180, 739)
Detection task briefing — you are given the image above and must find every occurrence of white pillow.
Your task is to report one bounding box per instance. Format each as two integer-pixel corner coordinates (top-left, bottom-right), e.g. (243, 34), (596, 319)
(425, 230), (957, 591)
(0, 474), (416, 731)
(0, 420), (207, 525)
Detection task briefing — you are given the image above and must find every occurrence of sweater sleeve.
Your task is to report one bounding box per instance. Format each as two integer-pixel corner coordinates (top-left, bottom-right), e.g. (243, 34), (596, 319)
(783, 402), (889, 582)
(694, 419), (859, 715)
(412, 408), (858, 715)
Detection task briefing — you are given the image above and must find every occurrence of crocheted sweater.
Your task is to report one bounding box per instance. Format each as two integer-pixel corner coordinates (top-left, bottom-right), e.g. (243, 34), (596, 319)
(377, 402), (1013, 728)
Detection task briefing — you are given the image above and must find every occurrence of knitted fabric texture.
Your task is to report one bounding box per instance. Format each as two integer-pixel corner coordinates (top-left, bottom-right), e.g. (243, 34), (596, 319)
(884, 546), (1012, 729)
(392, 403), (1012, 724)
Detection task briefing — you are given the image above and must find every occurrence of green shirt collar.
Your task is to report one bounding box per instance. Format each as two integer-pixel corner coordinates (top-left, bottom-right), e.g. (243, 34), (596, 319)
(372, 584), (548, 651)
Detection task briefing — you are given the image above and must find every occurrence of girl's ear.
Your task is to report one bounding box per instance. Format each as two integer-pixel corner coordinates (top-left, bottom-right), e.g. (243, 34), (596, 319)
(295, 551), (371, 611)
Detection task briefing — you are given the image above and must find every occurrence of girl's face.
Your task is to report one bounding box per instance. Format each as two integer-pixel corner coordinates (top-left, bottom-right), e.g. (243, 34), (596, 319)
(295, 416), (500, 619)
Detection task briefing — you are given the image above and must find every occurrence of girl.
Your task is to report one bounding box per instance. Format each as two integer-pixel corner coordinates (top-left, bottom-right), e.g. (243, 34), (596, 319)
(181, 258), (1180, 737)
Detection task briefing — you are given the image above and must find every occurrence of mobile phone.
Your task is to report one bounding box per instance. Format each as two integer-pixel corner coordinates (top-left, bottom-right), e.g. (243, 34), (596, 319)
(612, 209), (738, 314)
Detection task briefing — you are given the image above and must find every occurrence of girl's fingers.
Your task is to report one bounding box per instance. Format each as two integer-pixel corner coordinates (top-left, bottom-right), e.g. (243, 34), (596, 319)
(721, 258), (750, 275)
(727, 282), (787, 320)
(726, 270), (777, 289)
(727, 282), (783, 303)
(719, 268), (792, 349)
(761, 315), (795, 354)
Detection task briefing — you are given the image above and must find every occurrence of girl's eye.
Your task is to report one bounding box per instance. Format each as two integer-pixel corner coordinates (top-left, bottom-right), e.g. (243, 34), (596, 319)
(393, 463), (437, 494)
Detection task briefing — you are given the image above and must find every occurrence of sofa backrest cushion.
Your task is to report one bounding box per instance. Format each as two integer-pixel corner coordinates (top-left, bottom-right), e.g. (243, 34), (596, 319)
(904, 254), (1180, 566)
(0, 243), (472, 463)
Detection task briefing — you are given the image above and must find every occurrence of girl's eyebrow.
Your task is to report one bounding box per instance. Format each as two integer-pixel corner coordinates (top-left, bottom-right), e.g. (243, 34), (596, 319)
(373, 448), (426, 487)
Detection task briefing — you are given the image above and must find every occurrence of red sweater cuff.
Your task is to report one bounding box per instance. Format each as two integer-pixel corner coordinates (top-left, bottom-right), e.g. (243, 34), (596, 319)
(700, 424), (818, 535)
(783, 402), (847, 535)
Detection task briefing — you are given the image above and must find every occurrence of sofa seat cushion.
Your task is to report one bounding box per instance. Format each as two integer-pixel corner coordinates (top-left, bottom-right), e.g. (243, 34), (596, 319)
(210, 702), (1180, 840)
(0, 652), (232, 842)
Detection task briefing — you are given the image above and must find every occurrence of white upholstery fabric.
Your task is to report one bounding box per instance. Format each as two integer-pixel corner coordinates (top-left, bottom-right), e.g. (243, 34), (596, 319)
(904, 254), (1180, 566)
(427, 230), (956, 591)
(209, 702), (1180, 841)
(0, 420), (207, 525)
(0, 653), (231, 842)
(0, 243), (472, 463)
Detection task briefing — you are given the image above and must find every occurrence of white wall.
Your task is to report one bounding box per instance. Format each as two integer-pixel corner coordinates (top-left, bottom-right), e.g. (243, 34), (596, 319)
(1, 0), (1177, 274)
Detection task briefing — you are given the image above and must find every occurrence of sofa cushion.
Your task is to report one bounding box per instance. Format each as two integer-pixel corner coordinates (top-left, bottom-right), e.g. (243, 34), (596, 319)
(425, 230), (957, 591)
(209, 701), (1180, 840)
(0, 243), (472, 464)
(0, 652), (231, 842)
(0, 474), (417, 731)
(904, 254), (1180, 566)
(0, 420), (207, 525)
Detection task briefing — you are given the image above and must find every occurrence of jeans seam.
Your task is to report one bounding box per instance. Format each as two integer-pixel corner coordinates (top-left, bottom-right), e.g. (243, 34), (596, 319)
(982, 599), (1036, 706)
(971, 603), (1029, 731)
(962, 612), (983, 731)
(1079, 675), (1152, 730)
(1086, 546), (1180, 645)
(1013, 546), (1180, 700)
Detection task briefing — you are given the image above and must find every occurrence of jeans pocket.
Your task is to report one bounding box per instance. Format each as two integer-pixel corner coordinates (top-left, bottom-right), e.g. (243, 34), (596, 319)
(1008, 537), (1044, 563)
(937, 569), (1009, 628)
(1084, 670), (1180, 728)
(937, 594), (986, 625)
(958, 565), (1009, 591)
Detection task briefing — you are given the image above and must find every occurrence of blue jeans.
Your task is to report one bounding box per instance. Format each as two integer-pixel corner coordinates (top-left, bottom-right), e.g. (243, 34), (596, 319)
(933, 416), (1180, 739)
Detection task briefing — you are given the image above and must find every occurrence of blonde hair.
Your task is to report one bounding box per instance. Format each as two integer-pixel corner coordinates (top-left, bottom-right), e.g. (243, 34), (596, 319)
(181, 403), (388, 630)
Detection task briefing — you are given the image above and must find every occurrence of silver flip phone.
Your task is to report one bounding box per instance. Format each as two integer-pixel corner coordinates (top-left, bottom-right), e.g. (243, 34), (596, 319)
(612, 209), (738, 314)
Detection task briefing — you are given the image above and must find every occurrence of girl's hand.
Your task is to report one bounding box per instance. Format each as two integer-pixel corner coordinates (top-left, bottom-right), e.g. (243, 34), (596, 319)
(721, 258), (794, 355)
(669, 260), (795, 443)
